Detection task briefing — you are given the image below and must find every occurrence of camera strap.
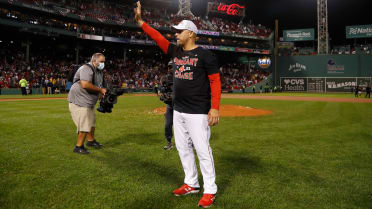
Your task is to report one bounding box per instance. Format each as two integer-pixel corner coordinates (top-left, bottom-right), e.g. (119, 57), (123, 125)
(73, 63), (95, 85)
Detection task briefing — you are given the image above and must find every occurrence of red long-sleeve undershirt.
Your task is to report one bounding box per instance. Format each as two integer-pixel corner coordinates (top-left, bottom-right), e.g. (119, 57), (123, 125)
(142, 22), (221, 110)
(142, 22), (170, 54)
(208, 73), (221, 110)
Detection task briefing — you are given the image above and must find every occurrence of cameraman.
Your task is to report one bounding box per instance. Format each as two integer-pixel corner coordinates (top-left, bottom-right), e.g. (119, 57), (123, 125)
(160, 62), (174, 150)
(68, 53), (107, 154)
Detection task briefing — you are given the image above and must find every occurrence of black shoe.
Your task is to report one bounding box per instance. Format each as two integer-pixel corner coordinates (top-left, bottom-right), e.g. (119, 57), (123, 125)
(86, 140), (103, 148)
(164, 142), (174, 150)
(73, 146), (90, 154)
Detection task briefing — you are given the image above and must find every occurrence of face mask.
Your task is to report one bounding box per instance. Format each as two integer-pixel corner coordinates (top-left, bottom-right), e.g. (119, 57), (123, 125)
(97, 62), (105, 70)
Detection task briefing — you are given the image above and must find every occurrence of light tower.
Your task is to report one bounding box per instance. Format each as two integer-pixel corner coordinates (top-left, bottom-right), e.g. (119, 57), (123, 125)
(177, 0), (194, 17)
(317, 0), (329, 54)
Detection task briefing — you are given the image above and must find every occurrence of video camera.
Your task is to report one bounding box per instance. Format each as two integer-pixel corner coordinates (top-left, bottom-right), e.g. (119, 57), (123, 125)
(97, 88), (125, 113)
(159, 74), (173, 104)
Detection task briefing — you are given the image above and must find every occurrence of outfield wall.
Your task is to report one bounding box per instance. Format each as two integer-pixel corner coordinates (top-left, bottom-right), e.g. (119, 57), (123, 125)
(280, 77), (372, 92)
(0, 88), (42, 95)
(277, 55), (372, 92)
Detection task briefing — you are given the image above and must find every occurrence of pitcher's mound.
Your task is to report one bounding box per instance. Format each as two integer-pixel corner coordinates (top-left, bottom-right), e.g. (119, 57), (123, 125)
(153, 104), (272, 117)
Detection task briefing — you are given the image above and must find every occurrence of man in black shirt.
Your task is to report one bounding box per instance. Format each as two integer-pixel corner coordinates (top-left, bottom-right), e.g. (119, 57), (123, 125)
(135, 2), (221, 208)
(160, 61), (175, 150)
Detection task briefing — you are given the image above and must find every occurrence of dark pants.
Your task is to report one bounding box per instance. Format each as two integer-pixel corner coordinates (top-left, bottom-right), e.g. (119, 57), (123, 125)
(366, 92), (371, 98)
(21, 87), (26, 95)
(164, 103), (173, 143)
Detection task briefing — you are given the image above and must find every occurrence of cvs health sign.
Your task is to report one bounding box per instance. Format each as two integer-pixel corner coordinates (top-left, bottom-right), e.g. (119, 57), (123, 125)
(280, 78), (307, 92)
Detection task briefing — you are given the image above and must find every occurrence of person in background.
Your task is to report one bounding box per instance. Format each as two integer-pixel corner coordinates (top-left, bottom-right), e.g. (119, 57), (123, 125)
(19, 76), (28, 95)
(41, 76), (47, 94)
(47, 77), (52, 94)
(161, 61), (174, 150)
(366, 86), (371, 98)
(154, 82), (159, 95)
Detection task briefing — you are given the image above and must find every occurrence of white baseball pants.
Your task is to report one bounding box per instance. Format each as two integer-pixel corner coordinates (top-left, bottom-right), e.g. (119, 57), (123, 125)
(173, 110), (217, 194)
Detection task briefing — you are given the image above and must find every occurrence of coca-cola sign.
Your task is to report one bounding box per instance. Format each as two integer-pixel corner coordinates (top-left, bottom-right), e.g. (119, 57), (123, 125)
(217, 3), (245, 15)
(208, 2), (245, 17)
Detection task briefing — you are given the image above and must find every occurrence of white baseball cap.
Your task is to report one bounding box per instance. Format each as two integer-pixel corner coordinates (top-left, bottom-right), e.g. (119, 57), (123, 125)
(172, 20), (198, 34)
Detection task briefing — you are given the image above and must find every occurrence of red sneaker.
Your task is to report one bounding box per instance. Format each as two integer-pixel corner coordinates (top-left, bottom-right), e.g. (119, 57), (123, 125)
(198, 194), (216, 208)
(172, 184), (200, 196)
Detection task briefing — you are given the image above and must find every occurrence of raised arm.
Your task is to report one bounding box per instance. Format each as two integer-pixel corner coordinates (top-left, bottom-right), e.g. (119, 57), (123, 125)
(134, 1), (170, 54)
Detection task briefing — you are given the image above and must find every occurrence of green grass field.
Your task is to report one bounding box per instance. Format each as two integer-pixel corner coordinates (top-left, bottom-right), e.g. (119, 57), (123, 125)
(0, 94), (371, 209)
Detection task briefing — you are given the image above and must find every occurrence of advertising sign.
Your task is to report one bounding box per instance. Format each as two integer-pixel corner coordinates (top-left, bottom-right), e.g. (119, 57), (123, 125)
(104, 36), (129, 43)
(78, 33), (103, 41)
(280, 77), (307, 92)
(325, 78), (356, 92)
(327, 59), (345, 74)
(357, 78), (372, 88)
(346, 25), (372, 39)
(235, 48), (253, 53)
(198, 30), (220, 36)
(219, 46), (235, 52)
(208, 2), (245, 17)
(283, 28), (315, 41)
(258, 57), (271, 69)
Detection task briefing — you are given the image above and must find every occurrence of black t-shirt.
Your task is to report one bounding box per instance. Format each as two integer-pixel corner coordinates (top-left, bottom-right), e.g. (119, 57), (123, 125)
(168, 44), (219, 114)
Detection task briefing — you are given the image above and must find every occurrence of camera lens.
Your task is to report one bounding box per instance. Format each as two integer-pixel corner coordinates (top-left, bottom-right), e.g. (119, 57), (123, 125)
(108, 95), (116, 103)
